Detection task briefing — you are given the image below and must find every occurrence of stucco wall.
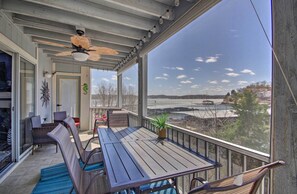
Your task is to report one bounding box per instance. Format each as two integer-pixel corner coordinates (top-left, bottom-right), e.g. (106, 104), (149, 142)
(37, 49), (53, 122)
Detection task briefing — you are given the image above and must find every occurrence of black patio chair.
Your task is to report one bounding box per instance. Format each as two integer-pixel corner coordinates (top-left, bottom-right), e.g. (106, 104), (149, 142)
(188, 160), (285, 194)
(31, 115), (58, 154)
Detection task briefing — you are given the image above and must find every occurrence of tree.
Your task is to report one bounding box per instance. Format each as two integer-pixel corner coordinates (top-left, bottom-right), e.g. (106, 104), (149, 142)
(122, 84), (138, 112)
(98, 82), (107, 106)
(216, 89), (270, 152)
(92, 81), (117, 107)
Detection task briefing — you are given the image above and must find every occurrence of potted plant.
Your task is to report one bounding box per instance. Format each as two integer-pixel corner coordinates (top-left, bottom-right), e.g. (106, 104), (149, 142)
(151, 114), (170, 139)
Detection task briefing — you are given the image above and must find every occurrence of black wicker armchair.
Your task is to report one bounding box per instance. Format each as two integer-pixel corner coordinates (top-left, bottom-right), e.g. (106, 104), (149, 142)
(31, 115), (58, 154)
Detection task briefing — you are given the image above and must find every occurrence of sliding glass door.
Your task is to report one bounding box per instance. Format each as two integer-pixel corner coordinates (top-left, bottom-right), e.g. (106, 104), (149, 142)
(0, 51), (12, 173)
(19, 58), (35, 155)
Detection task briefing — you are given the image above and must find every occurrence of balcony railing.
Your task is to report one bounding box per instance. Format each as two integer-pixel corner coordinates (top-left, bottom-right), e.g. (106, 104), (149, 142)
(129, 112), (270, 194)
(90, 107), (271, 193)
(89, 107), (121, 129)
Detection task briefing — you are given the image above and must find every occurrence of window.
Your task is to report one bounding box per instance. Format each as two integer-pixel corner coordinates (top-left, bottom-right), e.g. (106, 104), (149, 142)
(122, 64), (138, 113)
(20, 57), (35, 154)
(148, 0), (271, 153)
(90, 69), (117, 107)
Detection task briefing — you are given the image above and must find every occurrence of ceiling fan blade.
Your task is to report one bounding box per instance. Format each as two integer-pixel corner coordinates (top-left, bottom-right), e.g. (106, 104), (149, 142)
(89, 46), (118, 55)
(88, 51), (101, 61)
(34, 39), (72, 48)
(71, 35), (90, 50)
(55, 51), (72, 56)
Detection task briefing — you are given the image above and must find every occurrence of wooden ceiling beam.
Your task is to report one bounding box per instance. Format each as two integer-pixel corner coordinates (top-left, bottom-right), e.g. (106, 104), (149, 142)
(1, 0), (145, 39)
(24, 27), (132, 53)
(24, 0), (155, 30)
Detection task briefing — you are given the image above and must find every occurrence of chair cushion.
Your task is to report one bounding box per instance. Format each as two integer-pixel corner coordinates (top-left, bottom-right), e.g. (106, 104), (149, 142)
(40, 161), (104, 181)
(140, 180), (171, 192)
(31, 116), (42, 128)
(150, 188), (177, 194)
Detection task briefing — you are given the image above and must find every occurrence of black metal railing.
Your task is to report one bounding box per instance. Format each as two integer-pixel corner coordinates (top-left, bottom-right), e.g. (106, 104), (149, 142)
(130, 113), (270, 194)
(90, 108), (270, 193)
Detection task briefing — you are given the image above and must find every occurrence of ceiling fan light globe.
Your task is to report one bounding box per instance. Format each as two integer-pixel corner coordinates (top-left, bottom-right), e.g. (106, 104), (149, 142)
(72, 51), (89, 61)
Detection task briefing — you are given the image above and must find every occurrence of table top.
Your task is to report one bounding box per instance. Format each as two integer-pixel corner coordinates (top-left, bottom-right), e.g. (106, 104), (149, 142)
(98, 127), (157, 143)
(97, 127), (216, 192)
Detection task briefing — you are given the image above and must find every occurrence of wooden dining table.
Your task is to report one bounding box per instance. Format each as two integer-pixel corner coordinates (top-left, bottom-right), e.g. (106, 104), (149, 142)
(97, 127), (217, 193)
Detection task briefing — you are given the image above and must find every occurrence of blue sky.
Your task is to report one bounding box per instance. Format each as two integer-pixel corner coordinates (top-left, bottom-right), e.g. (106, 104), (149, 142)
(92, 0), (272, 96)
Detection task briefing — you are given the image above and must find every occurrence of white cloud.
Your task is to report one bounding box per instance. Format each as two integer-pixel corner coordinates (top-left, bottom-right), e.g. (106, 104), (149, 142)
(194, 68), (200, 71)
(111, 75), (117, 80)
(189, 77), (195, 80)
(208, 80), (218, 84)
(177, 74), (187, 79)
(241, 69), (255, 75)
(221, 79), (230, 83)
(155, 76), (168, 80)
(163, 66), (184, 70)
(124, 76), (131, 80)
(205, 54), (221, 63)
(238, 80), (248, 85)
(195, 57), (204, 62)
(226, 72), (240, 77)
(180, 80), (192, 84)
(191, 84), (199, 88)
(102, 78), (109, 82)
(206, 57), (218, 63)
(163, 66), (176, 70)
(163, 73), (169, 77)
(225, 68), (234, 72)
(129, 83), (135, 87)
(178, 84), (182, 87)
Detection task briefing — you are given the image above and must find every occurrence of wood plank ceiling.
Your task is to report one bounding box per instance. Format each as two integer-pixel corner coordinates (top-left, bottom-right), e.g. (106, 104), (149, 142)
(0, 0), (219, 71)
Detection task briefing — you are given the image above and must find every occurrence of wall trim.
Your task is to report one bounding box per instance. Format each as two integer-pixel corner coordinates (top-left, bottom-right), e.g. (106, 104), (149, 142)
(0, 33), (37, 64)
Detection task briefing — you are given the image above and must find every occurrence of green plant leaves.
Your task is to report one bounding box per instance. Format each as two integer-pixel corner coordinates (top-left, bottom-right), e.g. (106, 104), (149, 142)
(151, 114), (170, 130)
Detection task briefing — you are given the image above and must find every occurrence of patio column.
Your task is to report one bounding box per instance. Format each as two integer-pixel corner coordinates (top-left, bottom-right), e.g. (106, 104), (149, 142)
(117, 73), (122, 108)
(138, 54), (148, 126)
(271, 1), (297, 193)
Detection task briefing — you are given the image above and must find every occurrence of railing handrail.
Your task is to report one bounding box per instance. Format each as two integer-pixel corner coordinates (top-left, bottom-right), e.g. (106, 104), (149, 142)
(90, 106), (121, 109)
(142, 115), (270, 163)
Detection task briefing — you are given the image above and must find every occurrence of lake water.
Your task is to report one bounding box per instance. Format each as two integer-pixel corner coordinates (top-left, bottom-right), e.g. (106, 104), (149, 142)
(148, 98), (237, 118)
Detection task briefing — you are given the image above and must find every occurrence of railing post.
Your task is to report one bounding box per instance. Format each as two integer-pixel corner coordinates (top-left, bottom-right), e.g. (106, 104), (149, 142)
(137, 54), (147, 126)
(117, 74), (122, 108)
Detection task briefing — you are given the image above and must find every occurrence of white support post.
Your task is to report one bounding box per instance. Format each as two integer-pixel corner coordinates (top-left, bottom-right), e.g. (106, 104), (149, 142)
(117, 74), (122, 108)
(142, 55), (148, 117)
(137, 54), (147, 126)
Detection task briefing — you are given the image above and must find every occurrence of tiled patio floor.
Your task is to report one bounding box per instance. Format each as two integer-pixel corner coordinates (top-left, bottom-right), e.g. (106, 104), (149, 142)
(0, 130), (99, 194)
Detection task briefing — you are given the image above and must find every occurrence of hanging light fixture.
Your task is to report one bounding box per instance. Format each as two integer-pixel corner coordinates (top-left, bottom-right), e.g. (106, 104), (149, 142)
(148, 31), (152, 38)
(164, 9), (171, 19)
(72, 51), (89, 61)
(175, 0), (180, 6)
(143, 36), (147, 43)
(159, 16), (164, 24)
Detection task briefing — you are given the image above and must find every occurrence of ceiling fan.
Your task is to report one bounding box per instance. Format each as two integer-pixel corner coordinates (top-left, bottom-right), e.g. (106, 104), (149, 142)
(35, 29), (118, 62)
